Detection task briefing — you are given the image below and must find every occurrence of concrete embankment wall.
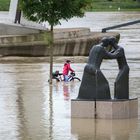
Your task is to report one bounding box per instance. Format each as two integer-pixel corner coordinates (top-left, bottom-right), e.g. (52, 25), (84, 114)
(0, 28), (120, 56)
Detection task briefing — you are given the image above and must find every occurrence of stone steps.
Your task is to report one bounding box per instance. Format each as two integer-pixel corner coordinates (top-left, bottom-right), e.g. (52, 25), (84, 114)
(0, 28), (120, 56)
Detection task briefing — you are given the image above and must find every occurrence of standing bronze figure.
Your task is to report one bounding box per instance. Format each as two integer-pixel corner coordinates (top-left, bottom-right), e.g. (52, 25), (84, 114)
(109, 37), (129, 99)
(77, 37), (129, 100)
(77, 38), (114, 100)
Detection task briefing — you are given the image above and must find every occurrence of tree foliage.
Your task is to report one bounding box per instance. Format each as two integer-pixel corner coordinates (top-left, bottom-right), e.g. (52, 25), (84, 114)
(20, 0), (93, 27)
(20, 0), (92, 84)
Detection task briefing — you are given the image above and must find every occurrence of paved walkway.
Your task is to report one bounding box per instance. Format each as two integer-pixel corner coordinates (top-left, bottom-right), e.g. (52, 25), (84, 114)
(0, 11), (46, 35)
(0, 11), (10, 23)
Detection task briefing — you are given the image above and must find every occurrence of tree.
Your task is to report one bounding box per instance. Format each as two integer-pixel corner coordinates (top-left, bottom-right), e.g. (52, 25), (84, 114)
(20, 0), (93, 84)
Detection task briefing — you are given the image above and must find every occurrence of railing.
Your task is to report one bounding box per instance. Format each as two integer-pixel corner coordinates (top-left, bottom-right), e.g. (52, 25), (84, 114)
(102, 19), (140, 33)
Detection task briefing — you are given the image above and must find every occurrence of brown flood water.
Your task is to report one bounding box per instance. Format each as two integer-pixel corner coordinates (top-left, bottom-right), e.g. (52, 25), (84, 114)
(0, 12), (140, 140)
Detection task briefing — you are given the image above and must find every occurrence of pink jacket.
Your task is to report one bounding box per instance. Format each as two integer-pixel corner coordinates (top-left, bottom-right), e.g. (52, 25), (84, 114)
(63, 63), (74, 75)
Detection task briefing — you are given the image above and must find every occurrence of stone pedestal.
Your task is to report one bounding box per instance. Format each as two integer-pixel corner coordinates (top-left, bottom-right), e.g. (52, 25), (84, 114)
(71, 98), (138, 119)
(71, 100), (95, 118)
(96, 98), (138, 119)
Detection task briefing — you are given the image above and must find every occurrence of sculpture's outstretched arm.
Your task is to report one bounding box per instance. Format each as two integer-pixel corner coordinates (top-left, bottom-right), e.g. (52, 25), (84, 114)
(104, 48), (123, 59)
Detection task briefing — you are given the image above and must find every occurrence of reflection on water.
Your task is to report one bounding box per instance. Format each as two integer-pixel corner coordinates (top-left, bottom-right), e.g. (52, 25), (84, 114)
(71, 118), (138, 140)
(63, 83), (70, 101)
(0, 12), (140, 140)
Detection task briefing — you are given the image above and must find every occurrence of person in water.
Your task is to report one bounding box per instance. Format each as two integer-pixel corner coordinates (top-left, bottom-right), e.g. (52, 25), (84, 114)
(62, 60), (75, 82)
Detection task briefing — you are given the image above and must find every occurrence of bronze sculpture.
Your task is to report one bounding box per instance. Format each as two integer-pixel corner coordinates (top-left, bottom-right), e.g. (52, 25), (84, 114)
(77, 37), (129, 100)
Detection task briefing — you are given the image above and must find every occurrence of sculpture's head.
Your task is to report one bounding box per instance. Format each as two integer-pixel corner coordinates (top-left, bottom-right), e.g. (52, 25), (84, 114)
(101, 37), (112, 51)
(101, 37), (110, 47)
(109, 37), (118, 49)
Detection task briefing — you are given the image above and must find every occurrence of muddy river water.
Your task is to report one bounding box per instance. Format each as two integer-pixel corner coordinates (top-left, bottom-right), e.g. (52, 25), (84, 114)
(0, 12), (140, 140)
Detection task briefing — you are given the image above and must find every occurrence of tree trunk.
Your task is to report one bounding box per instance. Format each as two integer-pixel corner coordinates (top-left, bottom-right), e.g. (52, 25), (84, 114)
(49, 25), (54, 84)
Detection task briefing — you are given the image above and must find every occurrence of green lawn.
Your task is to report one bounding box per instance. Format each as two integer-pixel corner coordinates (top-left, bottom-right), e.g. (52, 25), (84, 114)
(0, 0), (10, 11)
(91, 0), (140, 11)
(0, 0), (140, 11)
